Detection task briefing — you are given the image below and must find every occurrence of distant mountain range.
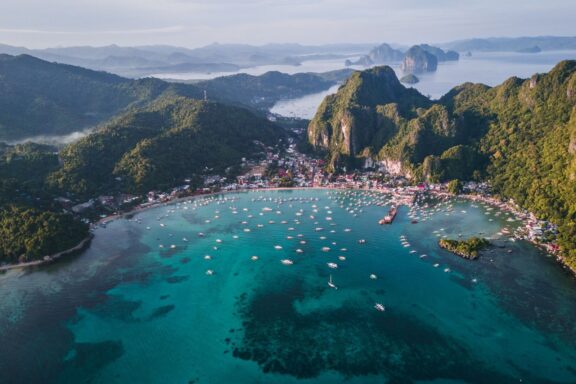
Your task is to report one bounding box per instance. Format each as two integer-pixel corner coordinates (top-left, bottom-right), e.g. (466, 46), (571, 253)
(443, 36), (576, 52)
(347, 43), (459, 72)
(0, 37), (574, 79)
(0, 42), (373, 77)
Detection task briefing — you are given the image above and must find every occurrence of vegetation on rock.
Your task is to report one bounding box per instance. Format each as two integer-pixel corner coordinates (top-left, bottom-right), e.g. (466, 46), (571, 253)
(439, 237), (490, 259)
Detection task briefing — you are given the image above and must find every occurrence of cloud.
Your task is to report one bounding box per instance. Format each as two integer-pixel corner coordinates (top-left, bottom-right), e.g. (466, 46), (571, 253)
(0, 0), (573, 48)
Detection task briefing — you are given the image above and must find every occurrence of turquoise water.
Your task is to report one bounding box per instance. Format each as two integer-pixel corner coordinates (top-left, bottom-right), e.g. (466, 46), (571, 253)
(1, 189), (575, 384)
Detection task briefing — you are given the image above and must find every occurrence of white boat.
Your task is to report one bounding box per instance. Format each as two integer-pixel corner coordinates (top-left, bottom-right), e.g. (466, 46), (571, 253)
(251, 256), (259, 261)
(296, 249), (304, 253)
(274, 245), (283, 250)
(170, 245), (176, 249)
(204, 255), (212, 260)
(281, 259), (294, 265)
(327, 262), (338, 269)
(338, 256), (346, 261)
(206, 269), (214, 275)
(322, 247), (330, 252)
(369, 274), (377, 280)
(328, 274), (337, 289)
(374, 303), (385, 312)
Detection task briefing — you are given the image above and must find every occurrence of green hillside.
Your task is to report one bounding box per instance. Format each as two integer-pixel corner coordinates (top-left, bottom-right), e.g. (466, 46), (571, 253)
(48, 97), (286, 195)
(308, 61), (576, 266)
(0, 54), (342, 141)
(0, 54), (200, 140)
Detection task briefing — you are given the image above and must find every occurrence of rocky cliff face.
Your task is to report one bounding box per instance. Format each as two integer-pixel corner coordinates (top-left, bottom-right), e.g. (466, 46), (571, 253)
(348, 43), (404, 66)
(401, 46), (438, 74)
(308, 66), (431, 172)
(419, 44), (459, 61)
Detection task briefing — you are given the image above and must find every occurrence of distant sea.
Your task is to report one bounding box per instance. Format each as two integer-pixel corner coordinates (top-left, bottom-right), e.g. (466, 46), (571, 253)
(1, 189), (575, 383)
(209, 50), (576, 119)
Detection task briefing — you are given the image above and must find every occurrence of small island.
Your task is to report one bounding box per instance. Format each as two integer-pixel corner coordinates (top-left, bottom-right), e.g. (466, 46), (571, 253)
(438, 237), (490, 260)
(400, 74), (420, 84)
(517, 45), (542, 54)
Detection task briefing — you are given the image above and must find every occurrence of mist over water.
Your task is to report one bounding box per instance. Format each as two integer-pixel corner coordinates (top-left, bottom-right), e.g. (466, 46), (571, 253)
(5, 129), (94, 147)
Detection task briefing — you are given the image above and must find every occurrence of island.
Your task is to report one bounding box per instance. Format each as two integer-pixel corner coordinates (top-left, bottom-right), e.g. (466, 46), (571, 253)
(347, 43), (404, 66)
(400, 45), (438, 73)
(438, 237), (490, 260)
(400, 74), (420, 84)
(516, 45), (542, 53)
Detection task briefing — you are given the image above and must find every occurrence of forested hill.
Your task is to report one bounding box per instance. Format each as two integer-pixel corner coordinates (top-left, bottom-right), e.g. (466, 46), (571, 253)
(0, 54), (343, 141)
(308, 61), (576, 267)
(195, 71), (341, 110)
(0, 54), (203, 140)
(48, 97), (286, 196)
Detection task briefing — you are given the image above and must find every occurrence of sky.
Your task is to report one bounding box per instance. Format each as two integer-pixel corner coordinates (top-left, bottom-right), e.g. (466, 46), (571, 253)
(0, 0), (574, 49)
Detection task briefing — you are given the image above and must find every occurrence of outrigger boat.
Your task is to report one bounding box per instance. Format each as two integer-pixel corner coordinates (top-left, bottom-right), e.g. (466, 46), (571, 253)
(328, 274), (338, 289)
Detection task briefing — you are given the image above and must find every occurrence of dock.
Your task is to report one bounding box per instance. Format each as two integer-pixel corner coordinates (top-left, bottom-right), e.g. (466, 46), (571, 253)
(379, 206), (398, 224)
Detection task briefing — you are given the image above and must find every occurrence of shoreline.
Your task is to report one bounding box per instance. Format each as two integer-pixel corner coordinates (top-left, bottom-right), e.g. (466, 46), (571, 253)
(4, 186), (574, 276)
(431, 190), (576, 277)
(0, 234), (94, 272)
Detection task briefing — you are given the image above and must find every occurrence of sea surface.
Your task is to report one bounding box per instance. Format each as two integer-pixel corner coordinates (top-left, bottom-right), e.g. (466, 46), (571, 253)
(1, 189), (576, 384)
(269, 50), (576, 119)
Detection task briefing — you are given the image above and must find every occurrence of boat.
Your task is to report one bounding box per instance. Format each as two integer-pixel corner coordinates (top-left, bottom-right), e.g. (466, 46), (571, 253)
(358, 239), (366, 244)
(296, 249), (304, 253)
(328, 274), (337, 289)
(281, 259), (294, 265)
(327, 262), (338, 269)
(274, 245), (283, 250)
(369, 274), (377, 280)
(374, 303), (386, 312)
(251, 256), (259, 261)
(206, 269), (214, 275)
(322, 247), (330, 252)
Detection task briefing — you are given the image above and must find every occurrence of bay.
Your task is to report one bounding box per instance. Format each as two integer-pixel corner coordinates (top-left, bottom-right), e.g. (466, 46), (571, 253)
(1, 189), (575, 383)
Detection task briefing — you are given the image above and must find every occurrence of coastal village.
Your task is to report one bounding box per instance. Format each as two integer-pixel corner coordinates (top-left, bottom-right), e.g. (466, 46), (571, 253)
(51, 134), (561, 265)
